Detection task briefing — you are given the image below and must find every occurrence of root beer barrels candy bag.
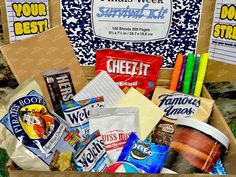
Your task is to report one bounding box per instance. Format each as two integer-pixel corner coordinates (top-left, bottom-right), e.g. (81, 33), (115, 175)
(0, 80), (75, 171)
(96, 49), (163, 98)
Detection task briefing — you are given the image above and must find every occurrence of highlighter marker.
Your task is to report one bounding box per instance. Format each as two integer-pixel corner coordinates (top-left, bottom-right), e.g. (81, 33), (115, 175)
(190, 54), (201, 95)
(194, 53), (209, 97)
(177, 55), (187, 92)
(170, 54), (184, 91)
(183, 53), (195, 94)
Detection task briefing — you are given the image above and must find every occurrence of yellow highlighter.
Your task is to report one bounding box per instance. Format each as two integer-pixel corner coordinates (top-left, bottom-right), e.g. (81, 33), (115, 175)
(194, 53), (209, 97)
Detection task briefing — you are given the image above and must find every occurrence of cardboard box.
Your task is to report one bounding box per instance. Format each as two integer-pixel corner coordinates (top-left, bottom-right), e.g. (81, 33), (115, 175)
(5, 83), (236, 176)
(0, 26), (88, 109)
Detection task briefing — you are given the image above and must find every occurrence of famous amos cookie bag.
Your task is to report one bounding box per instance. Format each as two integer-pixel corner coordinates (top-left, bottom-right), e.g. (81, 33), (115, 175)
(0, 80), (75, 171)
(149, 86), (214, 146)
(96, 49), (163, 98)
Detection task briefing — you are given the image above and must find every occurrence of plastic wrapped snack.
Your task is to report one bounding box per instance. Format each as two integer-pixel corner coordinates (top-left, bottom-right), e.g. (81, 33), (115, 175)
(90, 107), (140, 163)
(118, 132), (169, 173)
(96, 49), (163, 98)
(0, 80), (75, 171)
(62, 96), (104, 140)
(150, 86), (214, 146)
(43, 68), (76, 118)
(74, 130), (111, 172)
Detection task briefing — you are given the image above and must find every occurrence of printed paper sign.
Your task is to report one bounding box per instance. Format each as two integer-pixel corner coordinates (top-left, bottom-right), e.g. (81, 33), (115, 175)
(5, 0), (50, 43)
(209, 0), (236, 65)
(92, 0), (172, 42)
(61, 0), (203, 67)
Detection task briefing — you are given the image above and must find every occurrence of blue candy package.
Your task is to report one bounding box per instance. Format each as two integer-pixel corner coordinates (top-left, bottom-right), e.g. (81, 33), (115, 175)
(118, 132), (168, 173)
(73, 130), (111, 172)
(62, 96), (104, 140)
(210, 159), (227, 175)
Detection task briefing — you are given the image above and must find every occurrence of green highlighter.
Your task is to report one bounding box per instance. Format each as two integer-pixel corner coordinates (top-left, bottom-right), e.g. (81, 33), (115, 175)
(183, 53), (195, 94)
(190, 54), (201, 95)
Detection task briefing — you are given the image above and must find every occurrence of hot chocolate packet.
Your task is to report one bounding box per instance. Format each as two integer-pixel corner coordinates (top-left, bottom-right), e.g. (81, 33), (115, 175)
(90, 107), (140, 163)
(118, 132), (169, 173)
(152, 87), (214, 122)
(62, 96), (104, 140)
(74, 130), (111, 172)
(0, 80), (74, 171)
(150, 87), (214, 146)
(43, 68), (76, 118)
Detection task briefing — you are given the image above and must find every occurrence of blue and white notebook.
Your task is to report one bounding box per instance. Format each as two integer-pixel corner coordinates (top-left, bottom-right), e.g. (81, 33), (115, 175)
(61, 0), (203, 67)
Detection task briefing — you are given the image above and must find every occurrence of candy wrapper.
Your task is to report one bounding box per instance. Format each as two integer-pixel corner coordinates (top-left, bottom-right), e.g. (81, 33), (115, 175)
(210, 159), (227, 175)
(74, 130), (111, 172)
(43, 68), (76, 118)
(0, 80), (74, 171)
(96, 49), (163, 98)
(118, 132), (168, 173)
(62, 97), (104, 140)
(90, 107), (140, 162)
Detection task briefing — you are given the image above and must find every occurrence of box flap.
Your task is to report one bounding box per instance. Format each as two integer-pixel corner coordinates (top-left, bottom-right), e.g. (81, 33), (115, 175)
(0, 26), (88, 108)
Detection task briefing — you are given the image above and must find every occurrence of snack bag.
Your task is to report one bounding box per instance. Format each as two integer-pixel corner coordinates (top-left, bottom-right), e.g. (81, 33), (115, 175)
(96, 49), (163, 98)
(150, 86), (214, 146)
(62, 96), (104, 140)
(118, 132), (168, 173)
(74, 130), (111, 172)
(90, 107), (140, 162)
(152, 87), (214, 122)
(0, 80), (74, 171)
(43, 68), (76, 118)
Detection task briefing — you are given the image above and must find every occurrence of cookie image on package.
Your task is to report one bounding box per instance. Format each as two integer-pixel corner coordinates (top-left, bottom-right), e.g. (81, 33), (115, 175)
(130, 143), (151, 160)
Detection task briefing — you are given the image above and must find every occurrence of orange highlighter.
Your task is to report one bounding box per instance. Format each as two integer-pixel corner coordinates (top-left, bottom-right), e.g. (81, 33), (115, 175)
(170, 54), (184, 91)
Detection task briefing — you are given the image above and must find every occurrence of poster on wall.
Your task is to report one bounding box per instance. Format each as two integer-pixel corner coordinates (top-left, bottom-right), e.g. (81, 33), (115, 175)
(5, 0), (50, 43)
(209, 0), (236, 65)
(61, 0), (203, 67)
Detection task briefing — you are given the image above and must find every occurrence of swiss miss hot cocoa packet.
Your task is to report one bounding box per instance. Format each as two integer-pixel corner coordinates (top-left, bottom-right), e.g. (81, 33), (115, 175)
(96, 49), (163, 98)
(90, 107), (140, 163)
(149, 86), (214, 146)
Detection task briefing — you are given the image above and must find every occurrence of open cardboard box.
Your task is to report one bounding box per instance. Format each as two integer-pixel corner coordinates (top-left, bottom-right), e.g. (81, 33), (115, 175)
(0, 0), (236, 175)
(5, 68), (236, 176)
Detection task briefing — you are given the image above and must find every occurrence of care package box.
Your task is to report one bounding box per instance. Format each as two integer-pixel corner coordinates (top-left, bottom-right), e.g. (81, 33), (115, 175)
(0, 0), (236, 176)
